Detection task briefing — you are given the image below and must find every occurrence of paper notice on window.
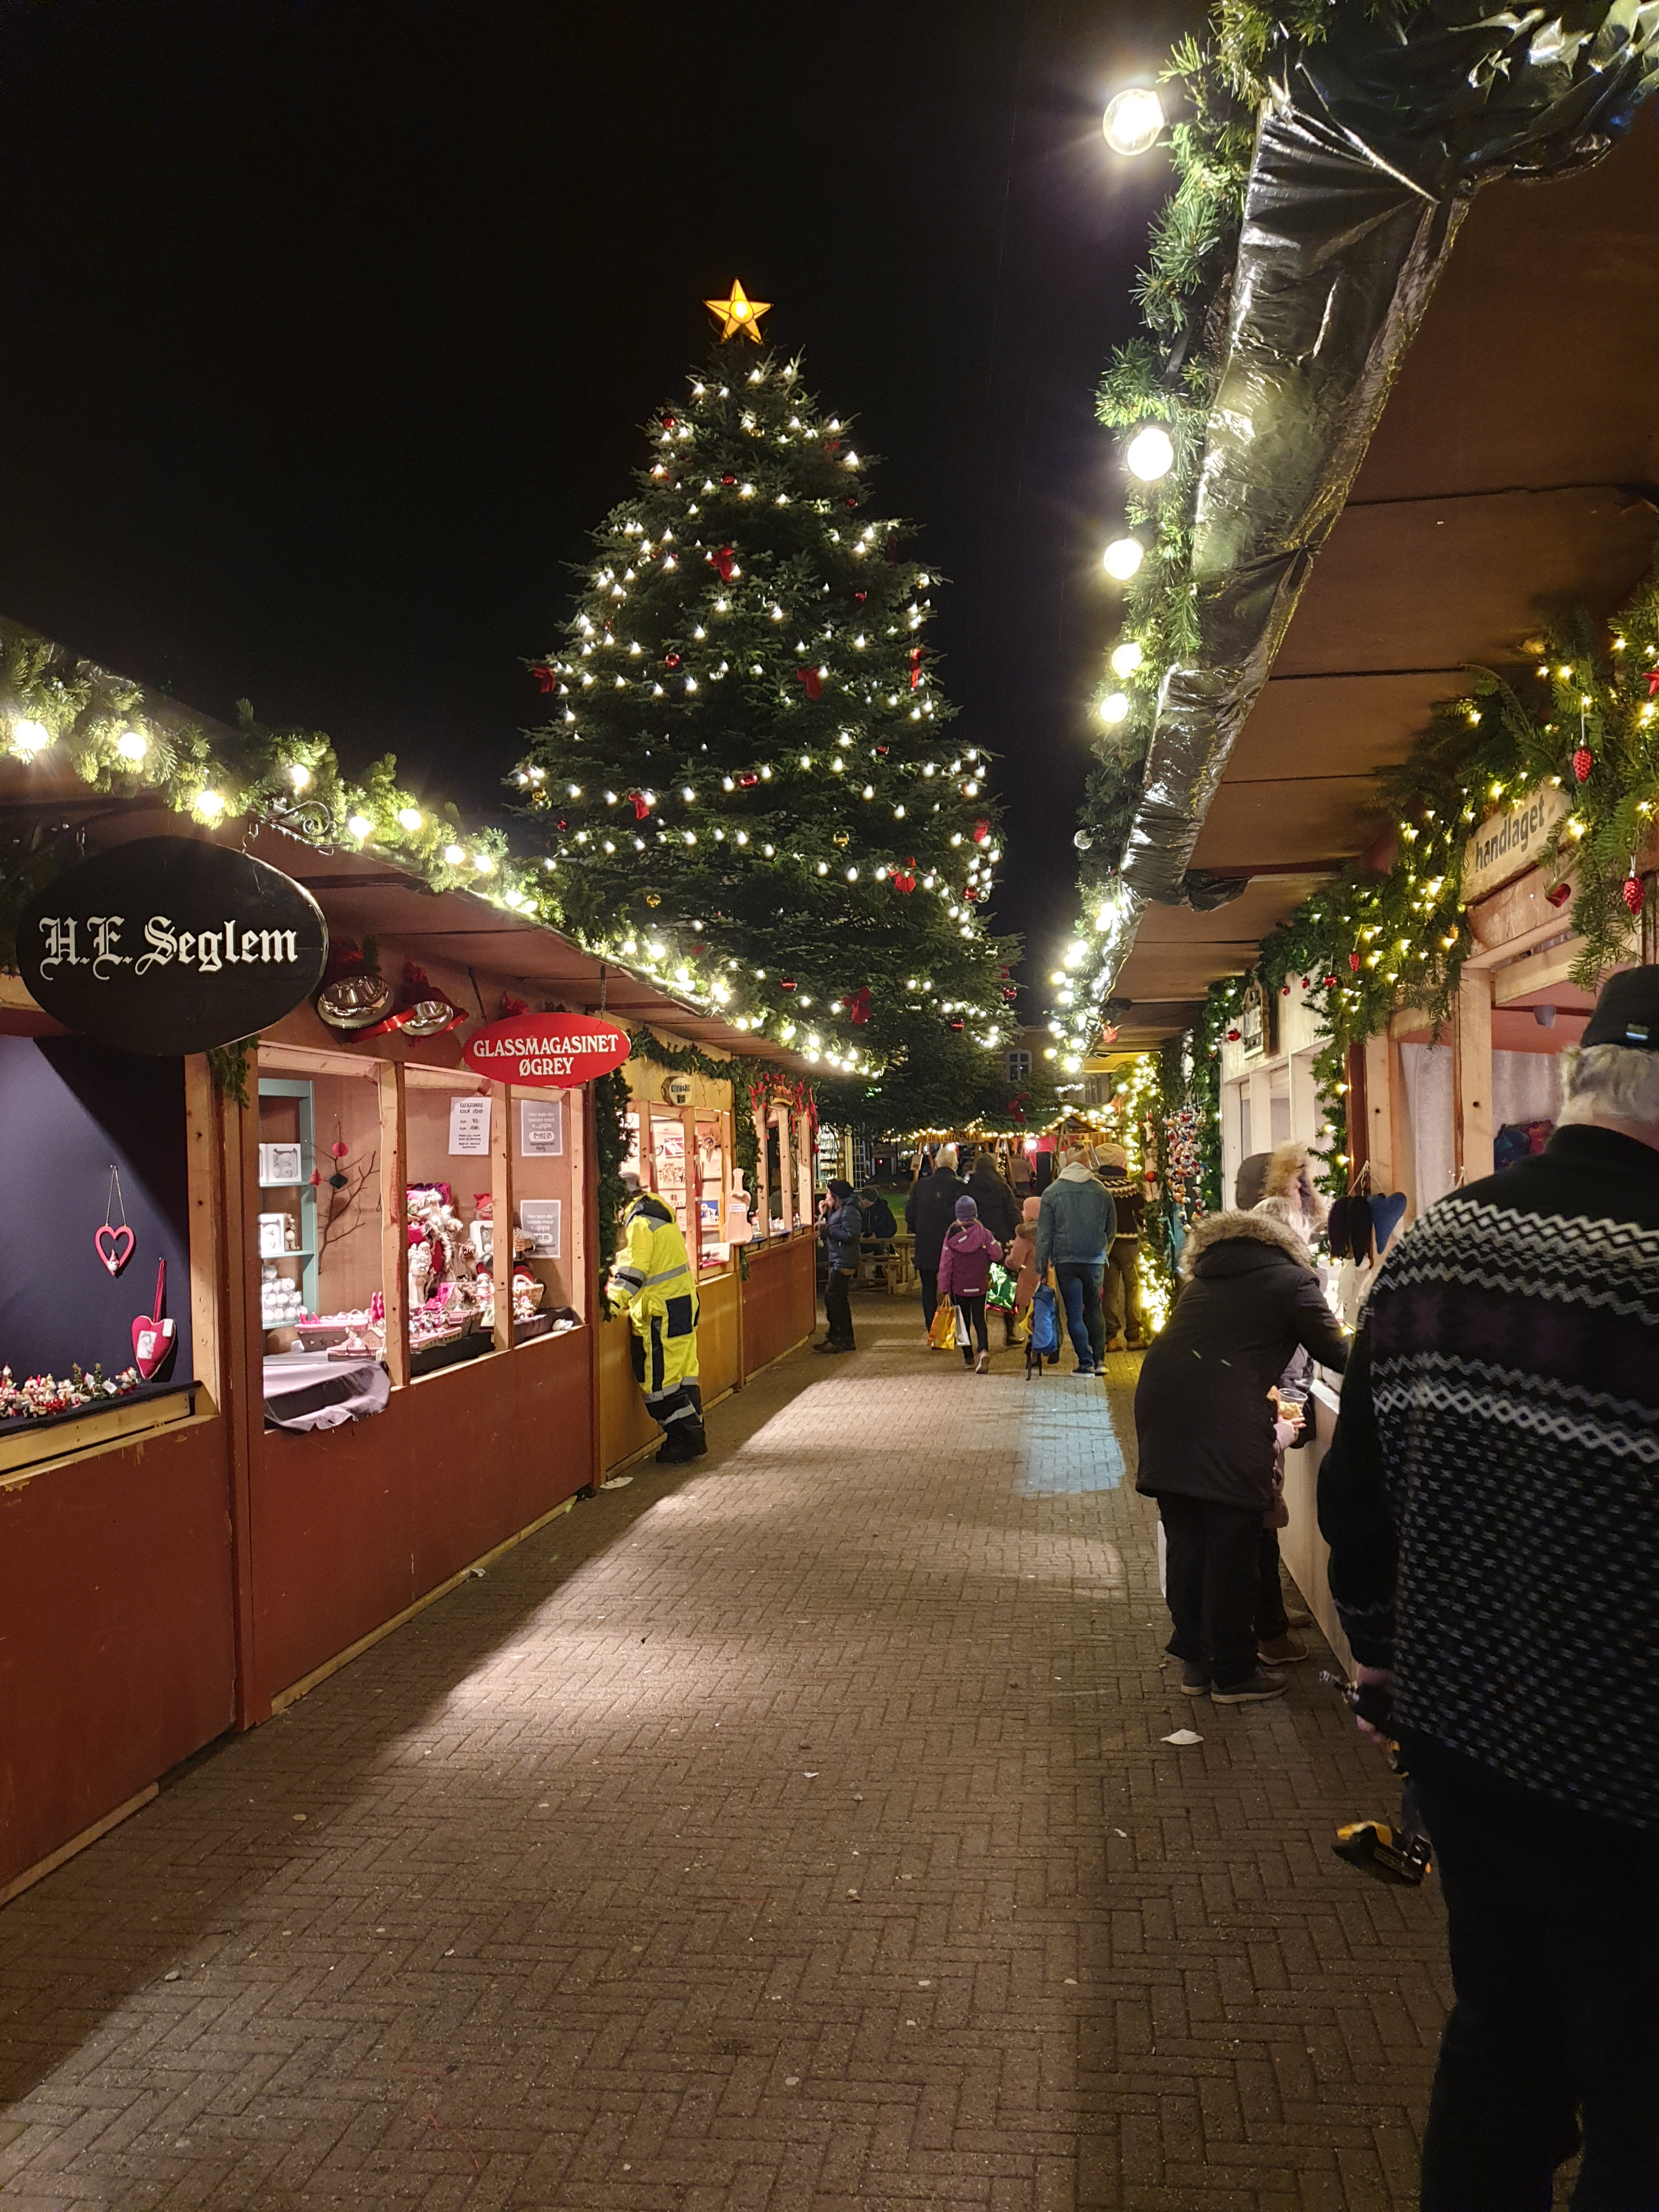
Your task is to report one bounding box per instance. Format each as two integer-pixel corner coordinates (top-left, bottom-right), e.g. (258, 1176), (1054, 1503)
(520, 1095), (565, 1156)
(520, 1199), (561, 1258)
(448, 1095), (492, 1156)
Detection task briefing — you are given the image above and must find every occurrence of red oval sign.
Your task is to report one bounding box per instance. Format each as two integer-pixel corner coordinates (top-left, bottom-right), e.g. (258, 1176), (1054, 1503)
(463, 1013), (633, 1087)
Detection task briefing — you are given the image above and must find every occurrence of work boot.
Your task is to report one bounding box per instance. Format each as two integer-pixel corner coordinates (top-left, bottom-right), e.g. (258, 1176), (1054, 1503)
(1258, 1634), (1308, 1665)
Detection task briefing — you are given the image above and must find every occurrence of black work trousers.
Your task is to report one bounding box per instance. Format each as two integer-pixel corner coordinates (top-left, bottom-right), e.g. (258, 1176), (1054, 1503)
(919, 1266), (939, 1331)
(824, 1266), (855, 1347)
(1256, 1528), (1290, 1641)
(1414, 1760), (1659, 2212)
(1158, 1493), (1262, 1689)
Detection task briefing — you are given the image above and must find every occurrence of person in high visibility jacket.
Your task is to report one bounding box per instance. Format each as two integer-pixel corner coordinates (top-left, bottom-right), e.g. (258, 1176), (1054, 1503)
(607, 1182), (707, 1463)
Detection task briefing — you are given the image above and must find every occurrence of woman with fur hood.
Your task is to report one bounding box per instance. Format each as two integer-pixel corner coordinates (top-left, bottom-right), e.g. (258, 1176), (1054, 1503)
(1135, 1206), (1348, 1703)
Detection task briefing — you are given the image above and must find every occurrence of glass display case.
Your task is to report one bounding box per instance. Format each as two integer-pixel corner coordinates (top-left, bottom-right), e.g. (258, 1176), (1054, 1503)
(258, 1068), (383, 1358)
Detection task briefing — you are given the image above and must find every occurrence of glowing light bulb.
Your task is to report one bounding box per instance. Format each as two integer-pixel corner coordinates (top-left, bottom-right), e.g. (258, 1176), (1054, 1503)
(1102, 86), (1165, 156)
(289, 763), (312, 791)
(396, 807), (422, 832)
(1125, 424), (1175, 481)
(1109, 640), (1143, 679)
(348, 812), (373, 839)
(1103, 537), (1144, 581)
(116, 728), (148, 762)
(11, 718), (49, 756)
(1101, 693), (1130, 725)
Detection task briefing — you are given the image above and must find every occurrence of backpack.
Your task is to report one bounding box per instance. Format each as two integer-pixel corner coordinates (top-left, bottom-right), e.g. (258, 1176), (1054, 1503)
(1028, 1283), (1059, 1357)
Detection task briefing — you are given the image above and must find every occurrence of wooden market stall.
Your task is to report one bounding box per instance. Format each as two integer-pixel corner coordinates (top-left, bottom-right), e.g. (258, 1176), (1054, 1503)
(0, 759), (815, 1904)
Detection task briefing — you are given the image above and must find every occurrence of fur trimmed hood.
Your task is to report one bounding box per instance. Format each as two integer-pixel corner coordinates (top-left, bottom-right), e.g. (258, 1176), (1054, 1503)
(1178, 1207), (1312, 1279)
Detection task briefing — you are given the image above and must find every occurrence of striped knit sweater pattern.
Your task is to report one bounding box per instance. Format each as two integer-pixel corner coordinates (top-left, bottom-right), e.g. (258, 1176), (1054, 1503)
(1323, 1133), (1659, 1830)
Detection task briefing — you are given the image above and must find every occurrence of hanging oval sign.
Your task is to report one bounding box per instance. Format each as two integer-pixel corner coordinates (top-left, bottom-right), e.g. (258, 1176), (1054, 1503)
(19, 834), (328, 1056)
(462, 1011), (632, 1087)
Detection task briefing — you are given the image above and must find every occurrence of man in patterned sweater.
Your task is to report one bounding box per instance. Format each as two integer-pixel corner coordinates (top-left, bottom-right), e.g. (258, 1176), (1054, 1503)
(1319, 966), (1659, 2212)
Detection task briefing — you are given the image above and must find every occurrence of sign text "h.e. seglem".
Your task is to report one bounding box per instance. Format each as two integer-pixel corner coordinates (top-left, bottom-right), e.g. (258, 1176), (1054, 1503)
(37, 916), (303, 983)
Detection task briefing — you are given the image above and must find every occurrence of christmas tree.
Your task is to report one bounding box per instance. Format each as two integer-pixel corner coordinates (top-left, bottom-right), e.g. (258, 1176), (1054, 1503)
(514, 286), (1018, 1094)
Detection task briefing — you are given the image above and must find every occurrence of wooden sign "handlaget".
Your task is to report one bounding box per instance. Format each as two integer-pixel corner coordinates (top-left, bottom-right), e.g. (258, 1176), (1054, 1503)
(1462, 783), (1570, 906)
(462, 1012), (631, 1086)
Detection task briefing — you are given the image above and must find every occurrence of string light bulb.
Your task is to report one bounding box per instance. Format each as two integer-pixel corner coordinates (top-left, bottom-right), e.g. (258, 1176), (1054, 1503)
(1102, 86), (1165, 156)
(116, 729), (148, 762)
(1125, 425), (1174, 481)
(1109, 640), (1143, 679)
(1103, 537), (1144, 581)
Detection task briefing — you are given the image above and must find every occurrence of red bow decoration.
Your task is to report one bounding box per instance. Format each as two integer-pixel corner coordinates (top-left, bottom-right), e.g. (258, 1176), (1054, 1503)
(854, 590), (867, 603)
(530, 664), (558, 692)
(795, 667), (823, 701)
(1646, 670), (1659, 696)
(909, 646), (925, 690)
(971, 819), (990, 844)
(842, 986), (871, 1026)
(628, 791), (651, 820)
(713, 545), (737, 582)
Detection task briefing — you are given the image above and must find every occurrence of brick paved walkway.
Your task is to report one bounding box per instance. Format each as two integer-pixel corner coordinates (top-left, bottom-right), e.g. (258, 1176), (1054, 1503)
(0, 1298), (1457, 2211)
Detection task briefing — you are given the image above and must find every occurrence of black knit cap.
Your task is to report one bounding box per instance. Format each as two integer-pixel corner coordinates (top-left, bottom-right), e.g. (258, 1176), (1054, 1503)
(1582, 967), (1659, 1052)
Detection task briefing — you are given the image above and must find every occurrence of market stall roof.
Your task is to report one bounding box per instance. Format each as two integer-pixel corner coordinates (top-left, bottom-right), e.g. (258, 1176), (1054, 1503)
(0, 767), (815, 1076)
(1113, 100), (1659, 1041)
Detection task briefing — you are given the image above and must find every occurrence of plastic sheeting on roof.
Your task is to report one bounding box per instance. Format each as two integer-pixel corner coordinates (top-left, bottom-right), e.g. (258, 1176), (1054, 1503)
(1101, 0), (1659, 997)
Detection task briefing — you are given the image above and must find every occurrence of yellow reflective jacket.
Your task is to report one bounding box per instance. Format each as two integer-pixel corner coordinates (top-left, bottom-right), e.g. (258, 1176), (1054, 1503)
(609, 1195), (699, 1341)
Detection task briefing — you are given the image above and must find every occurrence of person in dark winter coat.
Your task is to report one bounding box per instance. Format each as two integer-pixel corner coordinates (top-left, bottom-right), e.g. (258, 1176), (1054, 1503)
(815, 1178), (862, 1353)
(964, 1154), (1018, 1244)
(1319, 967), (1659, 2212)
(905, 1146), (964, 1335)
(1136, 1208), (1347, 1702)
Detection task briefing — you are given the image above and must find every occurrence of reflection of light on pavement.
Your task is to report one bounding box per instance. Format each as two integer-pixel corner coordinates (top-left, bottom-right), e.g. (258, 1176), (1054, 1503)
(1015, 1393), (1128, 1494)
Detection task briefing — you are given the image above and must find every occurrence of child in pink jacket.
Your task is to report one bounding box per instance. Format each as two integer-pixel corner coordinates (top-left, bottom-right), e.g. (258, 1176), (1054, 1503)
(936, 1195), (1005, 1372)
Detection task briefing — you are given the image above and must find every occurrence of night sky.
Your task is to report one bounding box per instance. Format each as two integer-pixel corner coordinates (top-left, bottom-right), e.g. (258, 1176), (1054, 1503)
(0, 0), (1192, 1004)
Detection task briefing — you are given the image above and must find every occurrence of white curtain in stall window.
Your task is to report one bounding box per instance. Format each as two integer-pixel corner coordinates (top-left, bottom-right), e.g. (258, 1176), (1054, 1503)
(1492, 1048), (1565, 1131)
(1400, 1042), (1457, 1212)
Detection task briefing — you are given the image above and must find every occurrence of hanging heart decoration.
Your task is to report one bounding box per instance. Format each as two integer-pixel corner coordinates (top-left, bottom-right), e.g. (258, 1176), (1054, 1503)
(132, 1260), (176, 1380)
(95, 1223), (135, 1277)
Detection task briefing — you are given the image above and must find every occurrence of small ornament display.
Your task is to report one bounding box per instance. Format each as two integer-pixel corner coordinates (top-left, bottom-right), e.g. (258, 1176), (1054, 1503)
(95, 1164), (134, 1277)
(1573, 746), (1595, 783)
(1, 1362), (141, 1423)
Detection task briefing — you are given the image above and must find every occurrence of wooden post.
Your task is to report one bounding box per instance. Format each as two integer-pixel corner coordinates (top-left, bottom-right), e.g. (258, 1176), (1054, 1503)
(492, 1081), (514, 1355)
(1362, 1032), (1396, 1192)
(583, 1085), (602, 1489)
(377, 1061), (409, 1389)
(1455, 968), (1494, 1184)
(220, 1077), (264, 1727)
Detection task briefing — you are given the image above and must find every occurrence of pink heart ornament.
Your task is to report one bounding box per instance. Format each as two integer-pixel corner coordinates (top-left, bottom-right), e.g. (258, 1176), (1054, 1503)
(95, 1224), (135, 1277)
(132, 1315), (176, 1380)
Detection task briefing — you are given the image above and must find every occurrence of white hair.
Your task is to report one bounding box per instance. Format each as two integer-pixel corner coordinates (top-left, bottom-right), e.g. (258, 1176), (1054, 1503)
(1559, 1042), (1659, 1128)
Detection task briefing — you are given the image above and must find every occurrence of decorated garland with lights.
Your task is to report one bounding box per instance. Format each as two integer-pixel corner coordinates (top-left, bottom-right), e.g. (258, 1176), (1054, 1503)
(512, 294), (1018, 1102)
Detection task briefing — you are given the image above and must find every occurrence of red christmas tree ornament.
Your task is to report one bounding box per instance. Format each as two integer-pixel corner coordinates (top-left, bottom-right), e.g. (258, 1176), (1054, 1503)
(778, 977), (797, 992)
(909, 646), (925, 690)
(1573, 746), (1594, 783)
(962, 885), (978, 902)
(664, 651), (681, 669)
(1323, 974), (1340, 989)
(1545, 881), (1573, 909)
(663, 414), (676, 429)
(1226, 1026), (1242, 1042)
(854, 590), (867, 603)
(844, 495), (859, 509)
(628, 791), (651, 821)
(713, 545), (737, 582)
(947, 1018), (964, 1032)
(1623, 874), (1645, 916)
(971, 820), (991, 844)
(892, 858), (917, 893)
(843, 986), (872, 1026)
(823, 436), (842, 455)
(737, 770), (759, 788)
(1002, 986), (1018, 1003)
(530, 664), (558, 692)
(1349, 951), (1363, 973)
(1281, 983), (1291, 996)
(795, 667), (823, 701)
(874, 743), (888, 757)
(721, 472), (737, 486)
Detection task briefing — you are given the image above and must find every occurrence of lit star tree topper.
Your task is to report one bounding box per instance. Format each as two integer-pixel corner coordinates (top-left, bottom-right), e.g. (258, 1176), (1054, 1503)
(512, 328), (1028, 1119)
(704, 279), (771, 343)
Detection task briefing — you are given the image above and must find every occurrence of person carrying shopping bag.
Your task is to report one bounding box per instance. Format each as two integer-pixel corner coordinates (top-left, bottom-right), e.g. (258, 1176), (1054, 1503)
(935, 1195), (1003, 1373)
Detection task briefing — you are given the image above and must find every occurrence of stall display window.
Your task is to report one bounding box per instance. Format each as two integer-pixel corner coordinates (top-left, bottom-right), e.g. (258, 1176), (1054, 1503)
(404, 1077), (498, 1375)
(650, 1109), (690, 1239)
(258, 1068), (384, 1361)
(511, 1088), (585, 1338)
(0, 1035), (195, 1436)
(694, 1113), (729, 1270)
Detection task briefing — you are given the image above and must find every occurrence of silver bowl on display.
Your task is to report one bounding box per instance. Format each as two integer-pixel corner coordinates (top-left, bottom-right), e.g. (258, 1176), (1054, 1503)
(315, 974), (396, 1030)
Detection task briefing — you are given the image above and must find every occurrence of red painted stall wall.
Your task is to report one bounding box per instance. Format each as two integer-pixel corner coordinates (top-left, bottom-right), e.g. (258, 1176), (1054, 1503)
(252, 1327), (592, 1708)
(0, 1415), (236, 1892)
(741, 1236), (817, 1375)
